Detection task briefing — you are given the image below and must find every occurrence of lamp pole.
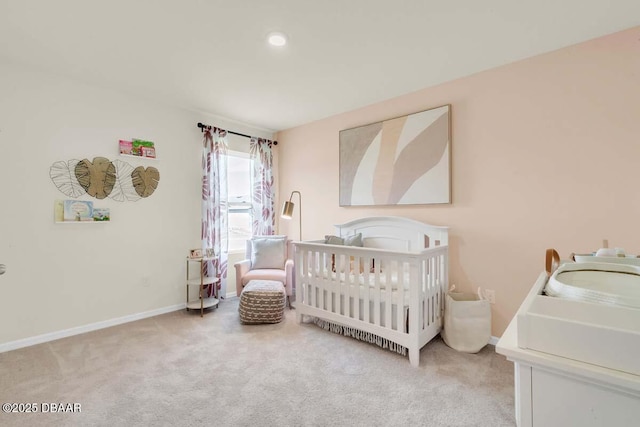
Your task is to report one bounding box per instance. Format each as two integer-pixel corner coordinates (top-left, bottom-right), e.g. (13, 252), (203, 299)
(282, 190), (302, 240)
(290, 191), (302, 241)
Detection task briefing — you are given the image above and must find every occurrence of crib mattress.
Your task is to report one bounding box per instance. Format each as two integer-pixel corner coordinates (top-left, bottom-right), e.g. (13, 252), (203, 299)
(307, 276), (412, 306)
(316, 269), (411, 290)
(307, 269), (423, 306)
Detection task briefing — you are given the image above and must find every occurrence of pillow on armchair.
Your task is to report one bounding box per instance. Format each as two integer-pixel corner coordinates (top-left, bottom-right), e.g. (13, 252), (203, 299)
(250, 236), (286, 270)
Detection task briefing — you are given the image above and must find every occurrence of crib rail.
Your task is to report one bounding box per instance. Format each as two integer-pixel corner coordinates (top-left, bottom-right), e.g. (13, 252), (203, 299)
(294, 241), (448, 363)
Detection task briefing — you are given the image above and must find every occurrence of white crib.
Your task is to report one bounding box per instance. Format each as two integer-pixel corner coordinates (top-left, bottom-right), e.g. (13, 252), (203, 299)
(294, 216), (449, 366)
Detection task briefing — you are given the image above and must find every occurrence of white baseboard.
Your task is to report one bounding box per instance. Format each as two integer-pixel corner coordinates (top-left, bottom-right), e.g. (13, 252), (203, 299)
(1, 306), (503, 354)
(0, 303), (186, 354)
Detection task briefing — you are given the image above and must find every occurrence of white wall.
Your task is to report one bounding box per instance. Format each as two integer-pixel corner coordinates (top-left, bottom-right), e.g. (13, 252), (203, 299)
(0, 62), (271, 347)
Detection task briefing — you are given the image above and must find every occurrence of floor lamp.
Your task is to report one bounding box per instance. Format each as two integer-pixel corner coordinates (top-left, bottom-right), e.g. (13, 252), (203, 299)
(281, 190), (302, 240)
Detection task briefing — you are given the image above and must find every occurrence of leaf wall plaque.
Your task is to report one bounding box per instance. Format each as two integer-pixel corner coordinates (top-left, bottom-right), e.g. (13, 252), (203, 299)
(132, 166), (160, 198)
(51, 157), (160, 201)
(110, 159), (142, 202)
(74, 157), (116, 200)
(50, 159), (86, 198)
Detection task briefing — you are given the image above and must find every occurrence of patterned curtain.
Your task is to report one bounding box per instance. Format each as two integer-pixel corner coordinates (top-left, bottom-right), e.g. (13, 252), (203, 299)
(250, 137), (275, 235)
(202, 128), (229, 297)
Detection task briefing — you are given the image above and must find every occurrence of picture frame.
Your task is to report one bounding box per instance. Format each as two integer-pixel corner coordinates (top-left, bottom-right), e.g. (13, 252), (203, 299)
(62, 200), (94, 222)
(119, 140), (133, 155)
(92, 207), (110, 222)
(189, 248), (203, 259)
(339, 104), (451, 206)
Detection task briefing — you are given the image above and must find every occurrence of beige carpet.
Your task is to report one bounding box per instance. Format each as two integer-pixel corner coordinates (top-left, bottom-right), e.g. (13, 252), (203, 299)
(0, 298), (515, 426)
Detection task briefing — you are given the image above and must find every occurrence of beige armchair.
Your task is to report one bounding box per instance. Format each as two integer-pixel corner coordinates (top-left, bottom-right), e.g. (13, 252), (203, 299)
(234, 235), (294, 308)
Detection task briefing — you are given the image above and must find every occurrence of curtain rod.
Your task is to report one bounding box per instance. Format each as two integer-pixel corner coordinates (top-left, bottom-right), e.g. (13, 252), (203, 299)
(197, 122), (277, 145)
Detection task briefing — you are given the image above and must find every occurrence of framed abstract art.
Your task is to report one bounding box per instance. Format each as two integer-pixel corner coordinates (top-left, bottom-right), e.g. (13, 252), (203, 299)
(339, 104), (451, 206)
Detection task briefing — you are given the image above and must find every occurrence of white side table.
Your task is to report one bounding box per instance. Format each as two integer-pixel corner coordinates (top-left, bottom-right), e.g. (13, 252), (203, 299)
(186, 256), (220, 317)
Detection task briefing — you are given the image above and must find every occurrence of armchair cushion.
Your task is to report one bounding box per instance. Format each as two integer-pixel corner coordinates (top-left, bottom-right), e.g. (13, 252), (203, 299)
(241, 268), (286, 286)
(250, 236), (286, 270)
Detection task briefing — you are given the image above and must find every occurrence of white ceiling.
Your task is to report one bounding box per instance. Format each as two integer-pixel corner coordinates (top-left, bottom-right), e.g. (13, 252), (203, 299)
(1, 1), (638, 132)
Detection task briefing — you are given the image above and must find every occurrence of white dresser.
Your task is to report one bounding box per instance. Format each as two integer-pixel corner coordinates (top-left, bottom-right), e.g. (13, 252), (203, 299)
(497, 272), (640, 427)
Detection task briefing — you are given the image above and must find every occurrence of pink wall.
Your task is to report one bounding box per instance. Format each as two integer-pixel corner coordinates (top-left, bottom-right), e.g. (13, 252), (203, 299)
(276, 26), (640, 336)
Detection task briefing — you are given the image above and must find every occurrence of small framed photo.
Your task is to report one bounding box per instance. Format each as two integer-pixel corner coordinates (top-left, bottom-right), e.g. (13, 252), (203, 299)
(205, 248), (215, 258)
(141, 146), (156, 158)
(189, 248), (203, 259)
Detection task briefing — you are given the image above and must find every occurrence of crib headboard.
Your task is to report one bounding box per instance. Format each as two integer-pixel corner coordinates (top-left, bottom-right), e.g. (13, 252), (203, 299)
(334, 216), (448, 252)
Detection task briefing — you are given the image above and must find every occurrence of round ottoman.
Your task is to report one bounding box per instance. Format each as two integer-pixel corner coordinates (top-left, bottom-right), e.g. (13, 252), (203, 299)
(239, 280), (286, 324)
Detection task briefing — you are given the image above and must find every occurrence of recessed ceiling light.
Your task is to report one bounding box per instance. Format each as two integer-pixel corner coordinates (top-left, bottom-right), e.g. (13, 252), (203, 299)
(267, 32), (287, 47)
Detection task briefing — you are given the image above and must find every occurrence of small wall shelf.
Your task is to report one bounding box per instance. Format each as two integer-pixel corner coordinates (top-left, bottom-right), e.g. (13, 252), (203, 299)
(55, 221), (109, 224)
(119, 154), (157, 161)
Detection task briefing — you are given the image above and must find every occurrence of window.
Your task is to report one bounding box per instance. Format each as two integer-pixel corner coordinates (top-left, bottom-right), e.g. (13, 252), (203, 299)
(227, 152), (253, 253)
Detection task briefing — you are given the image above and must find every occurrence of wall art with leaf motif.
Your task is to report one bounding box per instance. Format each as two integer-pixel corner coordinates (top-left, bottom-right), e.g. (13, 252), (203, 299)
(50, 157), (160, 201)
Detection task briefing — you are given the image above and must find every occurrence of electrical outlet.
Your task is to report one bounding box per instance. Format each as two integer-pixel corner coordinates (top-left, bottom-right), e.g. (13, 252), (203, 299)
(141, 276), (151, 288)
(484, 289), (495, 304)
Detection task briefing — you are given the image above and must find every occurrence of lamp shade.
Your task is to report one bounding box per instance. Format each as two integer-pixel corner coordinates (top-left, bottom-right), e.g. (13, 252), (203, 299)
(281, 201), (295, 219)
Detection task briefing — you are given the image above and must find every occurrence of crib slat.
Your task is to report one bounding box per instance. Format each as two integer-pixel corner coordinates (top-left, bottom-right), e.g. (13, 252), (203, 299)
(430, 254), (435, 324)
(300, 249), (308, 307)
(332, 251), (338, 313)
(384, 259), (392, 329)
(373, 258), (381, 326)
(396, 261), (405, 332)
(345, 256), (360, 320)
(337, 254), (346, 318)
(329, 251), (334, 311)
(319, 250), (326, 309)
(425, 257), (429, 329)
(310, 251), (317, 309)
(363, 257), (371, 324)
(323, 250), (330, 313)
(340, 254), (353, 318)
